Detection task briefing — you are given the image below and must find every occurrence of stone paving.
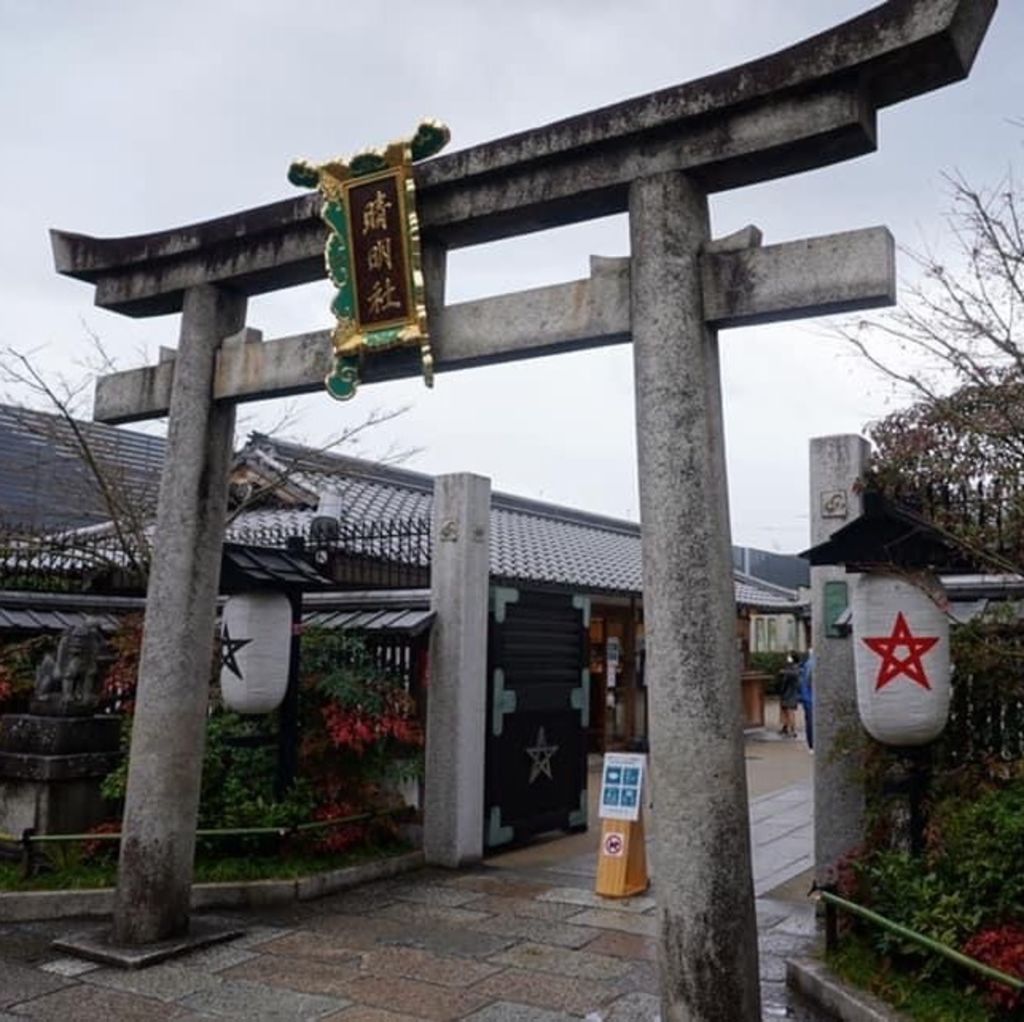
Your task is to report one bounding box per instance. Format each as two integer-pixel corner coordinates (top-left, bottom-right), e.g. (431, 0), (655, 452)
(500, 776), (814, 902)
(1, 863), (821, 1021)
(0, 735), (824, 1020)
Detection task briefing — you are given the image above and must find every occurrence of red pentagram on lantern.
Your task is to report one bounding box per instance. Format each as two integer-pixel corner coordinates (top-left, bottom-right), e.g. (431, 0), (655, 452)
(861, 611), (940, 691)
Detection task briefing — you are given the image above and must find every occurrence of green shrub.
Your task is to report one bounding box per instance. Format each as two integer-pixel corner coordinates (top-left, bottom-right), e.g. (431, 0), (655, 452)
(858, 850), (982, 960)
(97, 621), (420, 848)
(748, 651), (788, 676)
(829, 934), (994, 1022)
(748, 651), (789, 695)
(853, 776), (1024, 999)
(930, 779), (1024, 927)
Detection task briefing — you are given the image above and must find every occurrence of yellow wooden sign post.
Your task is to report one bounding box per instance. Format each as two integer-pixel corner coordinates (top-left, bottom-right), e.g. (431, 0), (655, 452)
(595, 753), (649, 898)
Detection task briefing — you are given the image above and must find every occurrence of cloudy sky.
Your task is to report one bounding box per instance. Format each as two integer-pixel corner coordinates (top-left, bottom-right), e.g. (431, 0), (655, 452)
(1, 0), (1020, 553)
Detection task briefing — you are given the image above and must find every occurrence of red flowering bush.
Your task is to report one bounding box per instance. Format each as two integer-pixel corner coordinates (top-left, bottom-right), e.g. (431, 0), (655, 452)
(321, 689), (421, 755)
(963, 924), (1024, 1012)
(81, 820), (122, 863)
(95, 623), (417, 864)
(100, 614), (144, 713)
(311, 799), (369, 853)
(0, 634), (54, 712)
(321, 704), (378, 754)
(299, 627), (423, 829)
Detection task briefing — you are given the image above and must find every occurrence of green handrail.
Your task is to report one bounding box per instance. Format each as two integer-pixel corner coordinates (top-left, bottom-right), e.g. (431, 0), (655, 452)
(0, 806), (408, 846)
(294, 812), (376, 833)
(819, 889), (1024, 993)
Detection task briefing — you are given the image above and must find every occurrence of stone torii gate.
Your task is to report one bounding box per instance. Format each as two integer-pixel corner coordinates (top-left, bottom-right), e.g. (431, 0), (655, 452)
(50, 2), (994, 1017)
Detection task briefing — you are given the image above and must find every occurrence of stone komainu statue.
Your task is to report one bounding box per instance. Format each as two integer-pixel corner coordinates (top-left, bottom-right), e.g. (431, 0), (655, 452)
(32, 619), (107, 715)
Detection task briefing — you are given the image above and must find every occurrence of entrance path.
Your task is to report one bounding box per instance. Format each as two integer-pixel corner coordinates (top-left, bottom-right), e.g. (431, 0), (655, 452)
(0, 732), (824, 1020)
(490, 713), (816, 891)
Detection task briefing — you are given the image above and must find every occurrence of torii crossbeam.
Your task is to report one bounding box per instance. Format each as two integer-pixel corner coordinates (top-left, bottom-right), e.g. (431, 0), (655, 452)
(50, 2), (995, 1018)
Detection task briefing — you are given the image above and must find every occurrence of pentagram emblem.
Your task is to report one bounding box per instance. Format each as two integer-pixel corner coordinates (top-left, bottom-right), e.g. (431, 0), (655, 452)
(525, 726), (559, 784)
(220, 623), (253, 681)
(861, 611), (939, 691)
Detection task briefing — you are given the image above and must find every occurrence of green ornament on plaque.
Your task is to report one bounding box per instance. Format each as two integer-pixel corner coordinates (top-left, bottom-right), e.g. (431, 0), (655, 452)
(288, 120), (450, 401)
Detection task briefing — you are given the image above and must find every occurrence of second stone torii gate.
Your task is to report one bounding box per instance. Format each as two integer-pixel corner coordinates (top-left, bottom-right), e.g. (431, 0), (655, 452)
(51, 2), (995, 1018)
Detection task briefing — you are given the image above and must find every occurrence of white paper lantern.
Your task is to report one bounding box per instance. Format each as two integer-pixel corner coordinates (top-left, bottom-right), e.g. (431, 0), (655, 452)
(851, 573), (951, 746)
(219, 592), (292, 714)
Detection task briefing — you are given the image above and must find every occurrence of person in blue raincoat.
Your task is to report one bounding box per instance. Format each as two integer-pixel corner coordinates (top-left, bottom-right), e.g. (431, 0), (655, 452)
(798, 649), (814, 751)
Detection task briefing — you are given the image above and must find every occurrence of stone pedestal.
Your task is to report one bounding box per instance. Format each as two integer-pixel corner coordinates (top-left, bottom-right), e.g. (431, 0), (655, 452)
(0, 713), (121, 836)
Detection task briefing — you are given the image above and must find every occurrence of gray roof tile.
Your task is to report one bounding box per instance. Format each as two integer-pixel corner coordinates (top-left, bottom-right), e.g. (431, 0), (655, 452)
(0, 404), (164, 530)
(234, 436), (803, 609)
(0, 416), (803, 611)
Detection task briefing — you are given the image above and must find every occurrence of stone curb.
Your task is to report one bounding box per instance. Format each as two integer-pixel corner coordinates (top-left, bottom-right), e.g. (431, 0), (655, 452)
(787, 957), (910, 1022)
(0, 849), (424, 922)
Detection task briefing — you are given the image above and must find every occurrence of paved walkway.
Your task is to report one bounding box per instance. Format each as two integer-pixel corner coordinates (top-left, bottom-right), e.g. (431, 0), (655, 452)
(486, 777), (813, 897)
(0, 733), (823, 1021)
(751, 779), (813, 897)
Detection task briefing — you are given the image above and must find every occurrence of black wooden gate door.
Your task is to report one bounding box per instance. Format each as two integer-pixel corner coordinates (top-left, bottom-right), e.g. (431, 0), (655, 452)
(484, 586), (590, 850)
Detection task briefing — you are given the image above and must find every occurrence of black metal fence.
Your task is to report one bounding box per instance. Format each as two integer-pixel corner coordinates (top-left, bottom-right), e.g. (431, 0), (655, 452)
(886, 478), (1024, 568)
(231, 516), (432, 591)
(0, 515), (433, 596)
(929, 616), (1024, 768)
(364, 633), (427, 693)
(0, 520), (148, 595)
(938, 667), (1024, 767)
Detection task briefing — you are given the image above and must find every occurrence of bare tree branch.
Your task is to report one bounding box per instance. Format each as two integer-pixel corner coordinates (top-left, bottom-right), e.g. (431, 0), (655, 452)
(834, 166), (1024, 572)
(1, 339), (414, 584)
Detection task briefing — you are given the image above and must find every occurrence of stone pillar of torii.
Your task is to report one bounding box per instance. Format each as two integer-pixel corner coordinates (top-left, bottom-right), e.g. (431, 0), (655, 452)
(49, 2), (995, 1016)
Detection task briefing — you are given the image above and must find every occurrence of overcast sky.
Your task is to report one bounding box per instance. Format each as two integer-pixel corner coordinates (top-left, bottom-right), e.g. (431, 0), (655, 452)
(1, 0), (1021, 553)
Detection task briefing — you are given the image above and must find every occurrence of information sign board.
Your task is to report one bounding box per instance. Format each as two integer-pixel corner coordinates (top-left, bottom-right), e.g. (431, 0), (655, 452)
(598, 752), (646, 822)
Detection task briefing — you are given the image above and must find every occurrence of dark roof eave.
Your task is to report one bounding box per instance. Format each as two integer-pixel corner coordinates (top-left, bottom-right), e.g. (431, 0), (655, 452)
(800, 492), (975, 572)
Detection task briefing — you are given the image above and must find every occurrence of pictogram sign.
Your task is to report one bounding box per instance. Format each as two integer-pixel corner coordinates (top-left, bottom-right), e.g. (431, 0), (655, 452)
(603, 832), (625, 857)
(599, 752), (645, 822)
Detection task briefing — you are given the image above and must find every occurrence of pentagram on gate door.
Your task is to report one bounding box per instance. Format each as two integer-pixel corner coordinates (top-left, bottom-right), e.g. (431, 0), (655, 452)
(524, 725), (559, 783)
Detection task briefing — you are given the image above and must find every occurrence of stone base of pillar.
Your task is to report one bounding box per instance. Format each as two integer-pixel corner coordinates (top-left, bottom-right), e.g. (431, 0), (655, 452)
(53, 919), (242, 970)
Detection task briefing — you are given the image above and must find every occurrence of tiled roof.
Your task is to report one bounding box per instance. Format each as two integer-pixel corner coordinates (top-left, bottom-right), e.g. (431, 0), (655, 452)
(0, 605), (122, 632)
(236, 435), (804, 609)
(0, 415), (803, 611)
(0, 590), (144, 633)
(734, 573), (805, 610)
(0, 404), (164, 531)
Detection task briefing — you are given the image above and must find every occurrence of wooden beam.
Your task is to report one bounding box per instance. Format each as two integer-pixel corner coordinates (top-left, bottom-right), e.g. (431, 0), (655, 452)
(53, 0), (993, 316)
(94, 227), (894, 424)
